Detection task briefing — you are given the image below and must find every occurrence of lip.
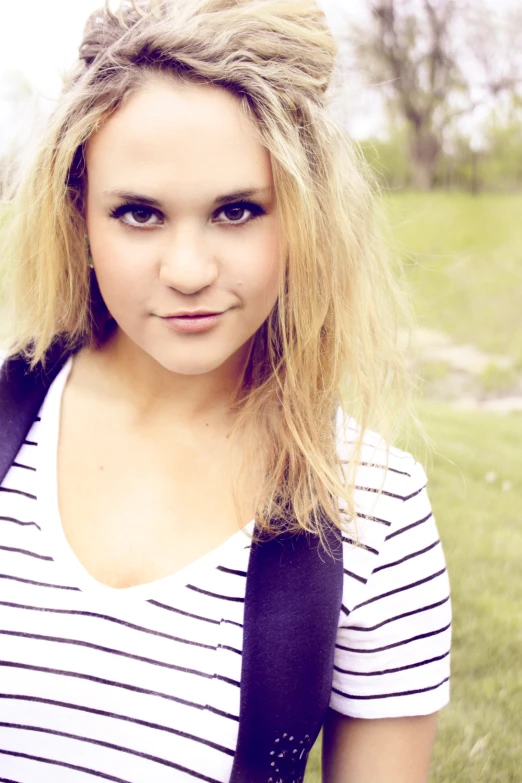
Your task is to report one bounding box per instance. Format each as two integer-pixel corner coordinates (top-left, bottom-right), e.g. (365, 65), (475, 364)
(166, 310), (224, 317)
(159, 311), (225, 334)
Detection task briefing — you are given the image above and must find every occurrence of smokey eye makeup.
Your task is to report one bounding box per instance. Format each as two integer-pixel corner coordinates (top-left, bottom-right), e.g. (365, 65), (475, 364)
(109, 199), (267, 229)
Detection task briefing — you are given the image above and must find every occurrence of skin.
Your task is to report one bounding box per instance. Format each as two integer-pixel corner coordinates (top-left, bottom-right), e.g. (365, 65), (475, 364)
(59, 74), (439, 779)
(322, 710), (439, 782)
(84, 75), (282, 424)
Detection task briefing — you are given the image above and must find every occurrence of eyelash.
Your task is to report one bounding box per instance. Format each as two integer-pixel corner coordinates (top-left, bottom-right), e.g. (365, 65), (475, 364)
(109, 200), (266, 230)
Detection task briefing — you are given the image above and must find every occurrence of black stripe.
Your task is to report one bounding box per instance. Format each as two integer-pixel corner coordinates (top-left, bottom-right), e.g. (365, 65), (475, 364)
(0, 516), (41, 530)
(218, 643), (242, 655)
(355, 484), (427, 501)
(0, 660), (218, 715)
(0, 600), (219, 646)
(0, 778), (22, 783)
(356, 512), (391, 527)
(215, 674), (240, 688)
(0, 487), (37, 501)
(403, 485), (427, 501)
(187, 584), (244, 603)
(373, 540), (440, 574)
(343, 462), (412, 478)
(0, 628), (217, 677)
(342, 535), (379, 555)
(0, 573), (79, 591)
(0, 723), (224, 782)
(343, 568), (368, 585)
(147, 599), (220, 625)
(35, 416), (41, 422)
(334, 650), (450, 678)
(332, 676), (450, 701)
(205, 704), (239, 722)
(222, 618), (243, 628)
(216, 566), (247, 577)
(336, 622), (451, 654)
(341, 595), (451, 633)
(0, 694), (235, 757)
(0, 749), (131, 783)
(352, 568), (447, 612)
(385, 513), (433, 541)
(22, 440), (37, 447)
(0, 545), (52, 561)
(12, 462), (36, 472)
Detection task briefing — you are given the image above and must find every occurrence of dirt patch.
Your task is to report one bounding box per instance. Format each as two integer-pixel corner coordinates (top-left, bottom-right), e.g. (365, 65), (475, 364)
(413, 328), (522, 414)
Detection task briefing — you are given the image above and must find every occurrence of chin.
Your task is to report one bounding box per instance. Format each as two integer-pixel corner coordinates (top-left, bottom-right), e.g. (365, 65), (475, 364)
(149, 349), (241, 377)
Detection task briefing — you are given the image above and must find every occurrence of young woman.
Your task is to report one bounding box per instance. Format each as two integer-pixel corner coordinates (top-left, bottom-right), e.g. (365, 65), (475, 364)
(0, 1), (451, 781)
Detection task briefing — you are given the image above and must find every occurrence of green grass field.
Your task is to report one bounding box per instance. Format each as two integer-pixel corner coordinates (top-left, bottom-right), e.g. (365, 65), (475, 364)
(305, 193), (522, 782)
(385, 192), (522, 365)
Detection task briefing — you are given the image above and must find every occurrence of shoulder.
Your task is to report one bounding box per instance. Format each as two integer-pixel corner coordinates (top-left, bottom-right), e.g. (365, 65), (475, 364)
(335, 406), (430, 559)
(331, 407), (452, 719)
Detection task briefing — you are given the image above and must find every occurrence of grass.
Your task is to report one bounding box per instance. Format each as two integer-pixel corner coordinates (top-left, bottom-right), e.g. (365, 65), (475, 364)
(306, 404), (522, 782)
(384, 192), (522, 365)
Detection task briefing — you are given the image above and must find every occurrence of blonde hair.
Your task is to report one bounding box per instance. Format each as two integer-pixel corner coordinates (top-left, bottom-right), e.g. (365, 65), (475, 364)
(0, 0), (417, 548)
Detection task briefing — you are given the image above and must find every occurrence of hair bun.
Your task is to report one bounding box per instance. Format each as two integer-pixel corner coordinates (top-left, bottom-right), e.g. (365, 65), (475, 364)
(78, 6), (142, 68)
(228, 0), (338, 99)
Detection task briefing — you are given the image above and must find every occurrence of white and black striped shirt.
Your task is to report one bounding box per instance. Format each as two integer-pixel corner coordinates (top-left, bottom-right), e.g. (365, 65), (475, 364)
(0, 359), (451, 781)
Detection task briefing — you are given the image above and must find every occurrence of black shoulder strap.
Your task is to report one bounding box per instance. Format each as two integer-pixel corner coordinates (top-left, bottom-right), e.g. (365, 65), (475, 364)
(231, 522), (343, 782)
(0, 342), (70, 486)
(0, 347), (344, 783)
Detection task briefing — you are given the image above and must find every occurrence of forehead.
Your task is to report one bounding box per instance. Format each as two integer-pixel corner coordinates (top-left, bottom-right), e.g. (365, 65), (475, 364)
(85, 77), (272, 198)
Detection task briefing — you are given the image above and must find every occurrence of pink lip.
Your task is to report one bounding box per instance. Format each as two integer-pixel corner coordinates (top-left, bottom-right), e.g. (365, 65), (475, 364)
(160, 312), (225, 334)
(167, 311), (223, 317)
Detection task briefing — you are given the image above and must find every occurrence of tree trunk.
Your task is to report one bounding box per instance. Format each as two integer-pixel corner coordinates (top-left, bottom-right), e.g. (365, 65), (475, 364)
(408, 127), (441, 190)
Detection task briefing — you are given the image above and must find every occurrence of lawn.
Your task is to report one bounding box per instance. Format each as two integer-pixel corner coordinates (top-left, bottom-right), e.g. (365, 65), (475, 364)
(306, 403), (522, 782)
(384, 191), (522, 366)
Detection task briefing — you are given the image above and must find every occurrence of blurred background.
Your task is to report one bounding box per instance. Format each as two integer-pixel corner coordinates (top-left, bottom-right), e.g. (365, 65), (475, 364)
(1, 1), (521, 781)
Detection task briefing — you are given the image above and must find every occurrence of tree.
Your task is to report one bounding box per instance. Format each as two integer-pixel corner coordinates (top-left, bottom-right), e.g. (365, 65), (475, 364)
(346, 0), (522, 191)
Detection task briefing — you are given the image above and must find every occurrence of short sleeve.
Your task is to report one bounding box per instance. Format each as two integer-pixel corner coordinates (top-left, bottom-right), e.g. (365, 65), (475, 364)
(330, 458), (452, 719)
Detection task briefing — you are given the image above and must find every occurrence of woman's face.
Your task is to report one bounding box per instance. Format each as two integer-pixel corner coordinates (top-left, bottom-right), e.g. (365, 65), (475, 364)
(85, 76), (283, 376)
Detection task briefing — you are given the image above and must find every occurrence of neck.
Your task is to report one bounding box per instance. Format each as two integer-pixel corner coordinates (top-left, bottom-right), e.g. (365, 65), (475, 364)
(79, 328), (250, 428)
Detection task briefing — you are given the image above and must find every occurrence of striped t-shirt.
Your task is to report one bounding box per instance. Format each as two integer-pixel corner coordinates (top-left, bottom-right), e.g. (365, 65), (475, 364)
(0, 358), (451, 782)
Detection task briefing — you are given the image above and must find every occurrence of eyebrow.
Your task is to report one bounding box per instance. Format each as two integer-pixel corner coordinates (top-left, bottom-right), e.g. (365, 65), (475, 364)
(102, 187), (273, 208)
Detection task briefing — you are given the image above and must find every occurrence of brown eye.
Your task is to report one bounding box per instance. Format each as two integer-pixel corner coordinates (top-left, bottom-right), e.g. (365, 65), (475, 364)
(110, 204), (163, 228)
(131, 208), (154, 224)
(223, 206), (247, 222)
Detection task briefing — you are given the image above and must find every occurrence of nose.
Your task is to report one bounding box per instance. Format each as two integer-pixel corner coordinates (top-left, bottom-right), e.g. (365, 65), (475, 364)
(158, 224), (218, 294)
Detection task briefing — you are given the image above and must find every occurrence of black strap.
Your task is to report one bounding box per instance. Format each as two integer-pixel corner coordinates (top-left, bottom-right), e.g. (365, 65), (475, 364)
(0, 342), (69, 486)
(230, 522), (343, 782)
(0, 345), (344, 782)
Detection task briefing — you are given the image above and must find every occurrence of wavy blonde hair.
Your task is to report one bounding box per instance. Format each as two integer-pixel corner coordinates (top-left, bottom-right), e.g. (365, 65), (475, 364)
(0, 0), (417, 548)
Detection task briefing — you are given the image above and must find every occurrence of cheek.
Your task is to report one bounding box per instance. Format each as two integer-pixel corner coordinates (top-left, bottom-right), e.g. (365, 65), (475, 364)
(234, 224), (283, 304)
(89, 234), (152, 314)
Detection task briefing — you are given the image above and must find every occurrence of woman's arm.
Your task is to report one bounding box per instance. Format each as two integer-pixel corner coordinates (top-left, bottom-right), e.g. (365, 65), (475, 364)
(322, 708), (439, 783)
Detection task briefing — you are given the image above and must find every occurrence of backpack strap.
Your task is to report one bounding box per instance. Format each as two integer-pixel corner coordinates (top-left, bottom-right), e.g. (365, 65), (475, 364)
(0, 346), (344, 783)
(231, 521), (344, 783)
(0, 342), (70, 486)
